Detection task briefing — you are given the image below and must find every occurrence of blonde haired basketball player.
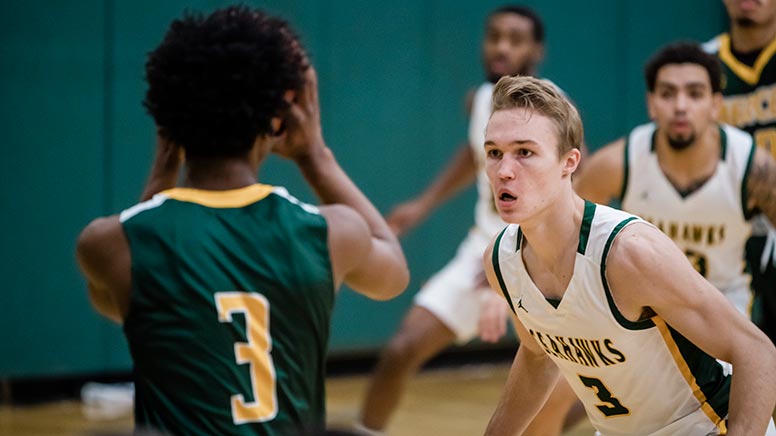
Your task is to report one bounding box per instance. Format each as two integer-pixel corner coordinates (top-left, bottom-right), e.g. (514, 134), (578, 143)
(482, 75), (776, 435)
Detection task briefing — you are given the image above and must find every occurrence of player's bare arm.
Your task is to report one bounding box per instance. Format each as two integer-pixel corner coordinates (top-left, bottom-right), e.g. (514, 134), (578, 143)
(482, 238), (561, 435)
(276, 67), (409, 299)
(572, 138), (625, 204)
(746, 146), (776, 226)
(606, 224), (776, 436)
(75, 216), (131, 323)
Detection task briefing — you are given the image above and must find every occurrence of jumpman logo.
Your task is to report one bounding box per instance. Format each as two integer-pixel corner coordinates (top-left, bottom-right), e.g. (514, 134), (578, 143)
(516, 297), (528, 313)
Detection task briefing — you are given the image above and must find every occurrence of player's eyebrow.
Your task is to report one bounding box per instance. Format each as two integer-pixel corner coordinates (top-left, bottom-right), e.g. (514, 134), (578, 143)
(484, 139), (537, 147)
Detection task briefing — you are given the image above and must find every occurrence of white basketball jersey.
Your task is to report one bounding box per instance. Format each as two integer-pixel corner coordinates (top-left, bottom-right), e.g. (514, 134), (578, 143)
(468, 82), (505, 239)
(491, 203), (730, 436)
(621, 123), (755, 314)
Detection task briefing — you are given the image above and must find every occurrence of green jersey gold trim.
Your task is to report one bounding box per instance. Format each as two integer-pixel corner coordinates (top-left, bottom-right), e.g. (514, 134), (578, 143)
(718, 33), (776, 85)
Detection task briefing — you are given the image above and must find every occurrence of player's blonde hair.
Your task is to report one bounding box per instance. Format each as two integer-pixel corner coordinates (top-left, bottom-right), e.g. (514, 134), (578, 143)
(491, 75), (583, 156)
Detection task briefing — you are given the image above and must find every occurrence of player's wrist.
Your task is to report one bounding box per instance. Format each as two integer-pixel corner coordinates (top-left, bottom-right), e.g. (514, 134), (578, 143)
(293, 142), (332, 167)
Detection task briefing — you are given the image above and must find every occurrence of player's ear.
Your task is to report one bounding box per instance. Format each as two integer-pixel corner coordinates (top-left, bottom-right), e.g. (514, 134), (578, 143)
(561, 147), (581, 177)
(270, 90), (297, 136)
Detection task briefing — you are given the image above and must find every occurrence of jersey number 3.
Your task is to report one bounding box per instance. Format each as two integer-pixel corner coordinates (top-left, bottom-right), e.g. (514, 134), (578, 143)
(579, 375), (630, 417)
(216, 292), (278, 424)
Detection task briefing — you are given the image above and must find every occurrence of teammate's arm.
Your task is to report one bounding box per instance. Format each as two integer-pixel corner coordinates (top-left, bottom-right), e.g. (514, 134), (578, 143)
(606, 224), (776, 436)
(746, 146), (776, 225)
(572, 138), (625, 204)
(482, 237), (561, 435)
(275, 67), (409, 300)
(75, 216), (131, 323)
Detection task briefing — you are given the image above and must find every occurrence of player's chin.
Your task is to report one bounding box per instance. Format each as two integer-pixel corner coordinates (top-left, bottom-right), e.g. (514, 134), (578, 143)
(496, 208), (520, 224)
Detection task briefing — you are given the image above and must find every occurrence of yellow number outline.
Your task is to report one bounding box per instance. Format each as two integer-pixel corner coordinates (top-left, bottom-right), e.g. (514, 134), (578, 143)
(215, 292), (278, 424)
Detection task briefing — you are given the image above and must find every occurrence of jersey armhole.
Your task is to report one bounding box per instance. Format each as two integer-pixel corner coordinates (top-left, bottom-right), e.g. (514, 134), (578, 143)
(741, 141), (757, 220)
(492, 227), (517, 315)
(618, 135), (630, 204)
(600, 217), (656, 330)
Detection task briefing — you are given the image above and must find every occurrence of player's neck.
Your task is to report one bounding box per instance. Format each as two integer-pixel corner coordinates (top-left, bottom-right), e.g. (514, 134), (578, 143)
(655, 127), (720, 189)
(520, 192), (584, 265)
(518, 193), (583, 298)
(183, 158), (258, 191)
(730, 20), (776, 53)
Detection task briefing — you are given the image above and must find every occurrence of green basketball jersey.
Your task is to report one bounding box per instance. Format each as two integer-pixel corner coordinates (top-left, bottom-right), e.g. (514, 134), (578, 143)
(705, 33), (776, 158)
(119, 184), (334, 436)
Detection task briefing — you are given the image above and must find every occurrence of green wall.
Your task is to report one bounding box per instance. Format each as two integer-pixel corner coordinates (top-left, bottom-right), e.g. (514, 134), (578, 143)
(0, 0), (725, 377)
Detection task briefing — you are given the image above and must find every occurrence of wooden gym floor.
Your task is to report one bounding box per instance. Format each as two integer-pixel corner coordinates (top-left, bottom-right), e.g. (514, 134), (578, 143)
(0, 363), (595, 436)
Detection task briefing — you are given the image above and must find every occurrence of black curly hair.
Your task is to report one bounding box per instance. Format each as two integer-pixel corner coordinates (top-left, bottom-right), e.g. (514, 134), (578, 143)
(645, 42), (722, 94)
(488, 5), (544, 43)
(144, 5), (308, 158)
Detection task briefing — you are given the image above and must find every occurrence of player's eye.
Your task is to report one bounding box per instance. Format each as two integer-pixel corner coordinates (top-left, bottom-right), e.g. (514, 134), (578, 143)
(689, 91), (704, 99)
(517, 148), (533, 157)
(487, 148), (502, 159)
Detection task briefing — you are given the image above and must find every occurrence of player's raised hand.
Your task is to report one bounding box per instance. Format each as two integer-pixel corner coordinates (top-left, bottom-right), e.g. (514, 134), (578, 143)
(273, 66), (325, 162)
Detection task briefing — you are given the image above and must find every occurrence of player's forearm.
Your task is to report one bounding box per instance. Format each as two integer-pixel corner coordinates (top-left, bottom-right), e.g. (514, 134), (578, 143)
(414, 144), (478, 212)
(484, 347), (560, 435)
(726, 338), (776, 436)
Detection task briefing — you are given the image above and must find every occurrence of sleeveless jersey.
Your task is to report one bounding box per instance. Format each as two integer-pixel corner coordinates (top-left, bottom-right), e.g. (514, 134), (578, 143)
(491, 202), (730, 436)
(621, 123), (755, 314)
(120, 184), (334, 436)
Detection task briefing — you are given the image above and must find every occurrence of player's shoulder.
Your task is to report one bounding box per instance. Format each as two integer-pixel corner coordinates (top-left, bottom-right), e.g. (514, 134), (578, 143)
(268, 186), (321, 215)
(721, 122), (754, 145)
(591, 136), (626, 164)
(701, 33), (725, 55)
(626, 122), (656, 143)
(600, 213), (666, 270)
(591, 202), (640, 228)
(319, 204), (370, 247)
(77, 214), (125, 263)
(576, 136), (625, 182)
(587, 203), (648, 248)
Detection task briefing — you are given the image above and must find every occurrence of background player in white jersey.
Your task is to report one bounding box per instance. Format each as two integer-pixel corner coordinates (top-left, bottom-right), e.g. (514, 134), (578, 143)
(356, 6), (546, 434)
(482, 75), (776, 436)
(575, 42), (776, 316)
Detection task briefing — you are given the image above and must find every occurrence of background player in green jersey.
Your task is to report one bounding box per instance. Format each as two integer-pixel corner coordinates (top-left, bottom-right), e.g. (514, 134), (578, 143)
(75, 6), (409, 436)
(705, 0), (776, 346)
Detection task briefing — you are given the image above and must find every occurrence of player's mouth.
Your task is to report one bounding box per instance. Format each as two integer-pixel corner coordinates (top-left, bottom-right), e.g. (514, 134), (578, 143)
(671, 120), (690, 132)
(497, 189), (517, 208)
(488, 58), (510, 75)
